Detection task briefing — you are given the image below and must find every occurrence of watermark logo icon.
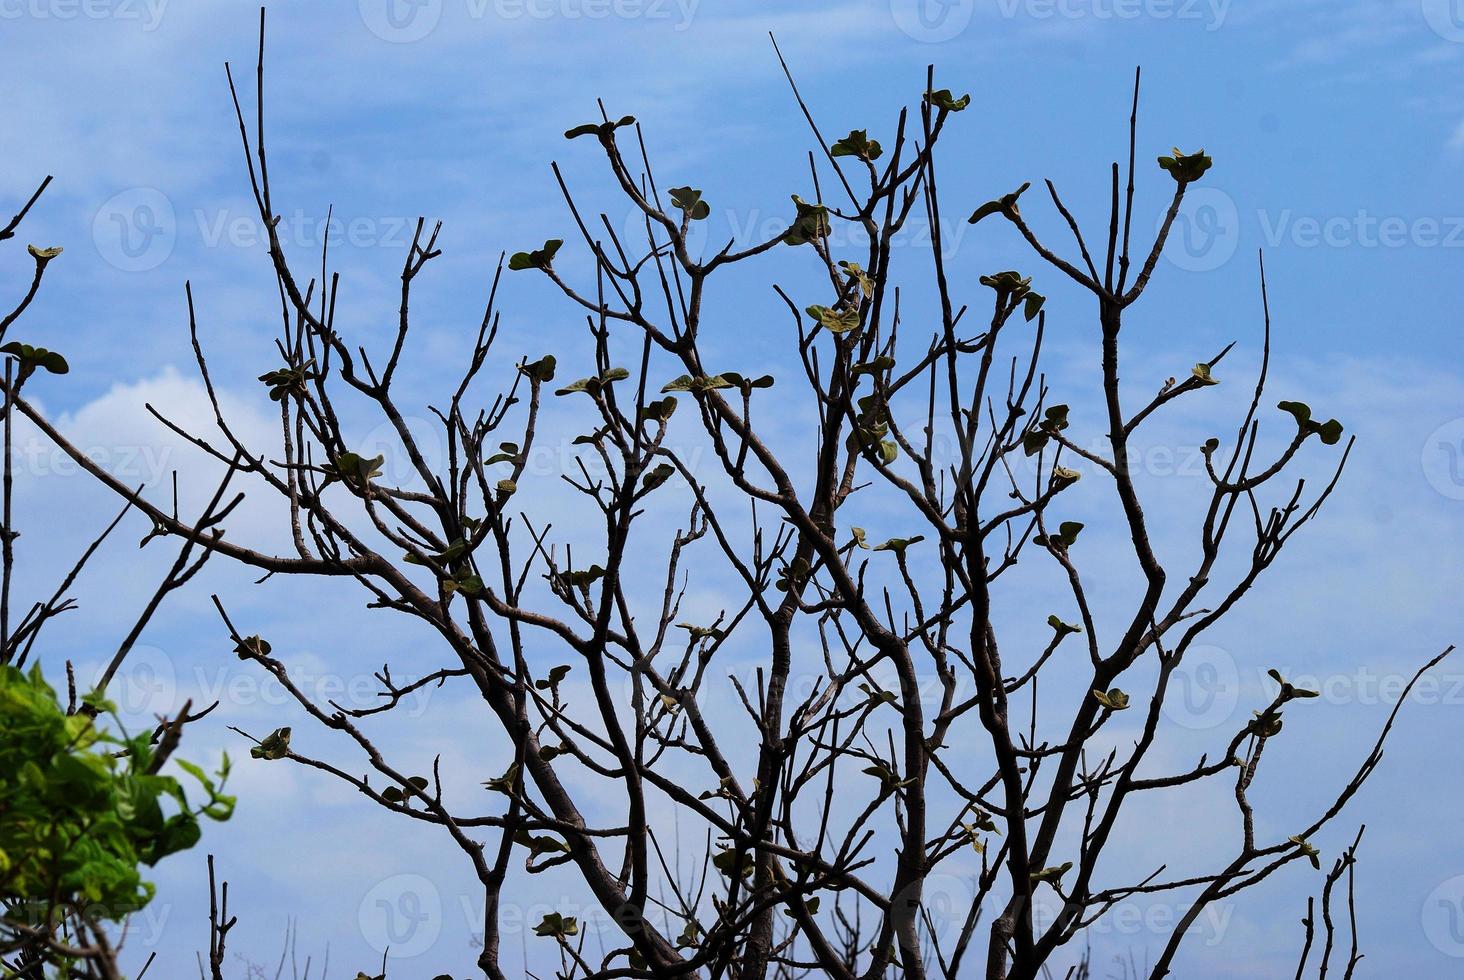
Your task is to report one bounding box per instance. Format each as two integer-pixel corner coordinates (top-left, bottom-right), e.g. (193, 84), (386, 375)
(359, 873), (442, 957)
(359, 0), (443, 42)
(93, 644), (177, 719)
(1162, 644), (1240, 730)
(1422, 874), (1464, 956)
(1422, 418), (1464, 501)
(1422, 0), (1464, 42)
(93, 188), (176, 273)
(356, 415), (446, 489)
(890, 0), (976, 42)
(1161, 187), (1239, 272)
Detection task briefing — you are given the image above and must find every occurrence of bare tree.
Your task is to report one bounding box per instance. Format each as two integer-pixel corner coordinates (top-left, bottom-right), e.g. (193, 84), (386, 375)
(6, 14), (1451, 979)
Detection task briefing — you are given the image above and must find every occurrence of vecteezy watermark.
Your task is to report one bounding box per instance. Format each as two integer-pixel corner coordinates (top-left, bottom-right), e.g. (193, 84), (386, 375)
(359, 0), (698, 42)
(1160, 187), (1240, 272)
(359, 873), (443, 958)
(12, 437), (177, 483)
(359, 0), (444, 42)
(1031, 893), (1233, 948)
(1263, 664), (1464, 709)
(994, 0), (1229, 31)
(1421, 417), (1464, 502)
(94, 192), (433, 272)
(892, 0), (1227, 41)
(93, 187), (176, 273)
(1161, 644), (1241, 730)
(1257, 209), (1464, 250)
(0, 0), (167, 30)
(195, 207), (423, 252)
(890, 0), (976, 42)
(1423, 874), (1464, 957)
(4, 898), (174, 947)
(1162, 188), (1464, 272)
(91, 644), (444, 720)
(96, 644), (177, 718)
(1422, 0), (1464, 43)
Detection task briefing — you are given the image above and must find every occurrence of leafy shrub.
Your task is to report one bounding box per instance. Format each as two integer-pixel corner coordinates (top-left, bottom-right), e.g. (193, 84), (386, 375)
(0, 664), (233, 949)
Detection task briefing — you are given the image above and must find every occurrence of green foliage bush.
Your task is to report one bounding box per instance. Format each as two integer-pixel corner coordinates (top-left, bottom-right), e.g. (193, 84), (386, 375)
(0, 664), (233, 941)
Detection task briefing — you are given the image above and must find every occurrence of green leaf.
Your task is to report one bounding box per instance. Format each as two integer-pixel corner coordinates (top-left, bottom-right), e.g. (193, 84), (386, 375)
(496, 479), (517, 495)
(668, 186), (711, 220)
(1050, 465), (1081, 488)
(662, 373), (730, 393)
(717, 372), (776, 392)
(556, 366), (630, 397)
(0, 341), (69, 375)
(924, 89), (971, 112)
(535, 664), (573, 691)
(1315, 418), (1344, 445)
(782, 194), (830, 246)
(641, 463), (675, 493)
(1040, 404), (1069, 433)
(1191, 362), (1219, 386)
(1030, 861), (1073, 886)
(978, 270), (1033, 298)
(774, 556), (809, 592)
(519, 354), (557, 383)
(839, 260), (875, 297)
(712, 847), (754, 878)
(1267, 668), (1319, 700)
(969, 183), (1031, 226)
(250, 727), (291, 761)
(404, 537), (473, 568)
(1023, 292), (1046, 322)
(563, 115), (635, 140)
(1288, 835), (1322, 870)
(485, 442), (521, 466)
(1157, 148), (1213, 183)
(1092, 688), (1131, 711)
(1047, 615), (1081, 636)
(27, 244), (63, 261)
(573, 426), (609, 446)
(1249, 709), (1284, 738)
(258, 359), (318, 401)
(559, 565), (606, 589)
(323, 452), (384, 485)
(534, 912), (579, 937)
(805, 304), (862, 335)
(871, 535), (924, 555)
(508, 239), (563, 272)
(1035, 521), (1084, 549)
(830, 129), (883, 161)
(1277, 400), (1343, 445)
(852, 355), (895, 378)
(445, 572), (485, 596)
(515, 829), (569, 858)
(639, 396), (679, 424)
(232, 635), (271, 660)
(483, 763), (519, 794)
(676, 622), (723, 642)
(1277, 400), (1312, 426)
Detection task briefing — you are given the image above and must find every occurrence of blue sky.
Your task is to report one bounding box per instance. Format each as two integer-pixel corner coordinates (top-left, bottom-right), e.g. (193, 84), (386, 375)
(2, 1), (1463, 976)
